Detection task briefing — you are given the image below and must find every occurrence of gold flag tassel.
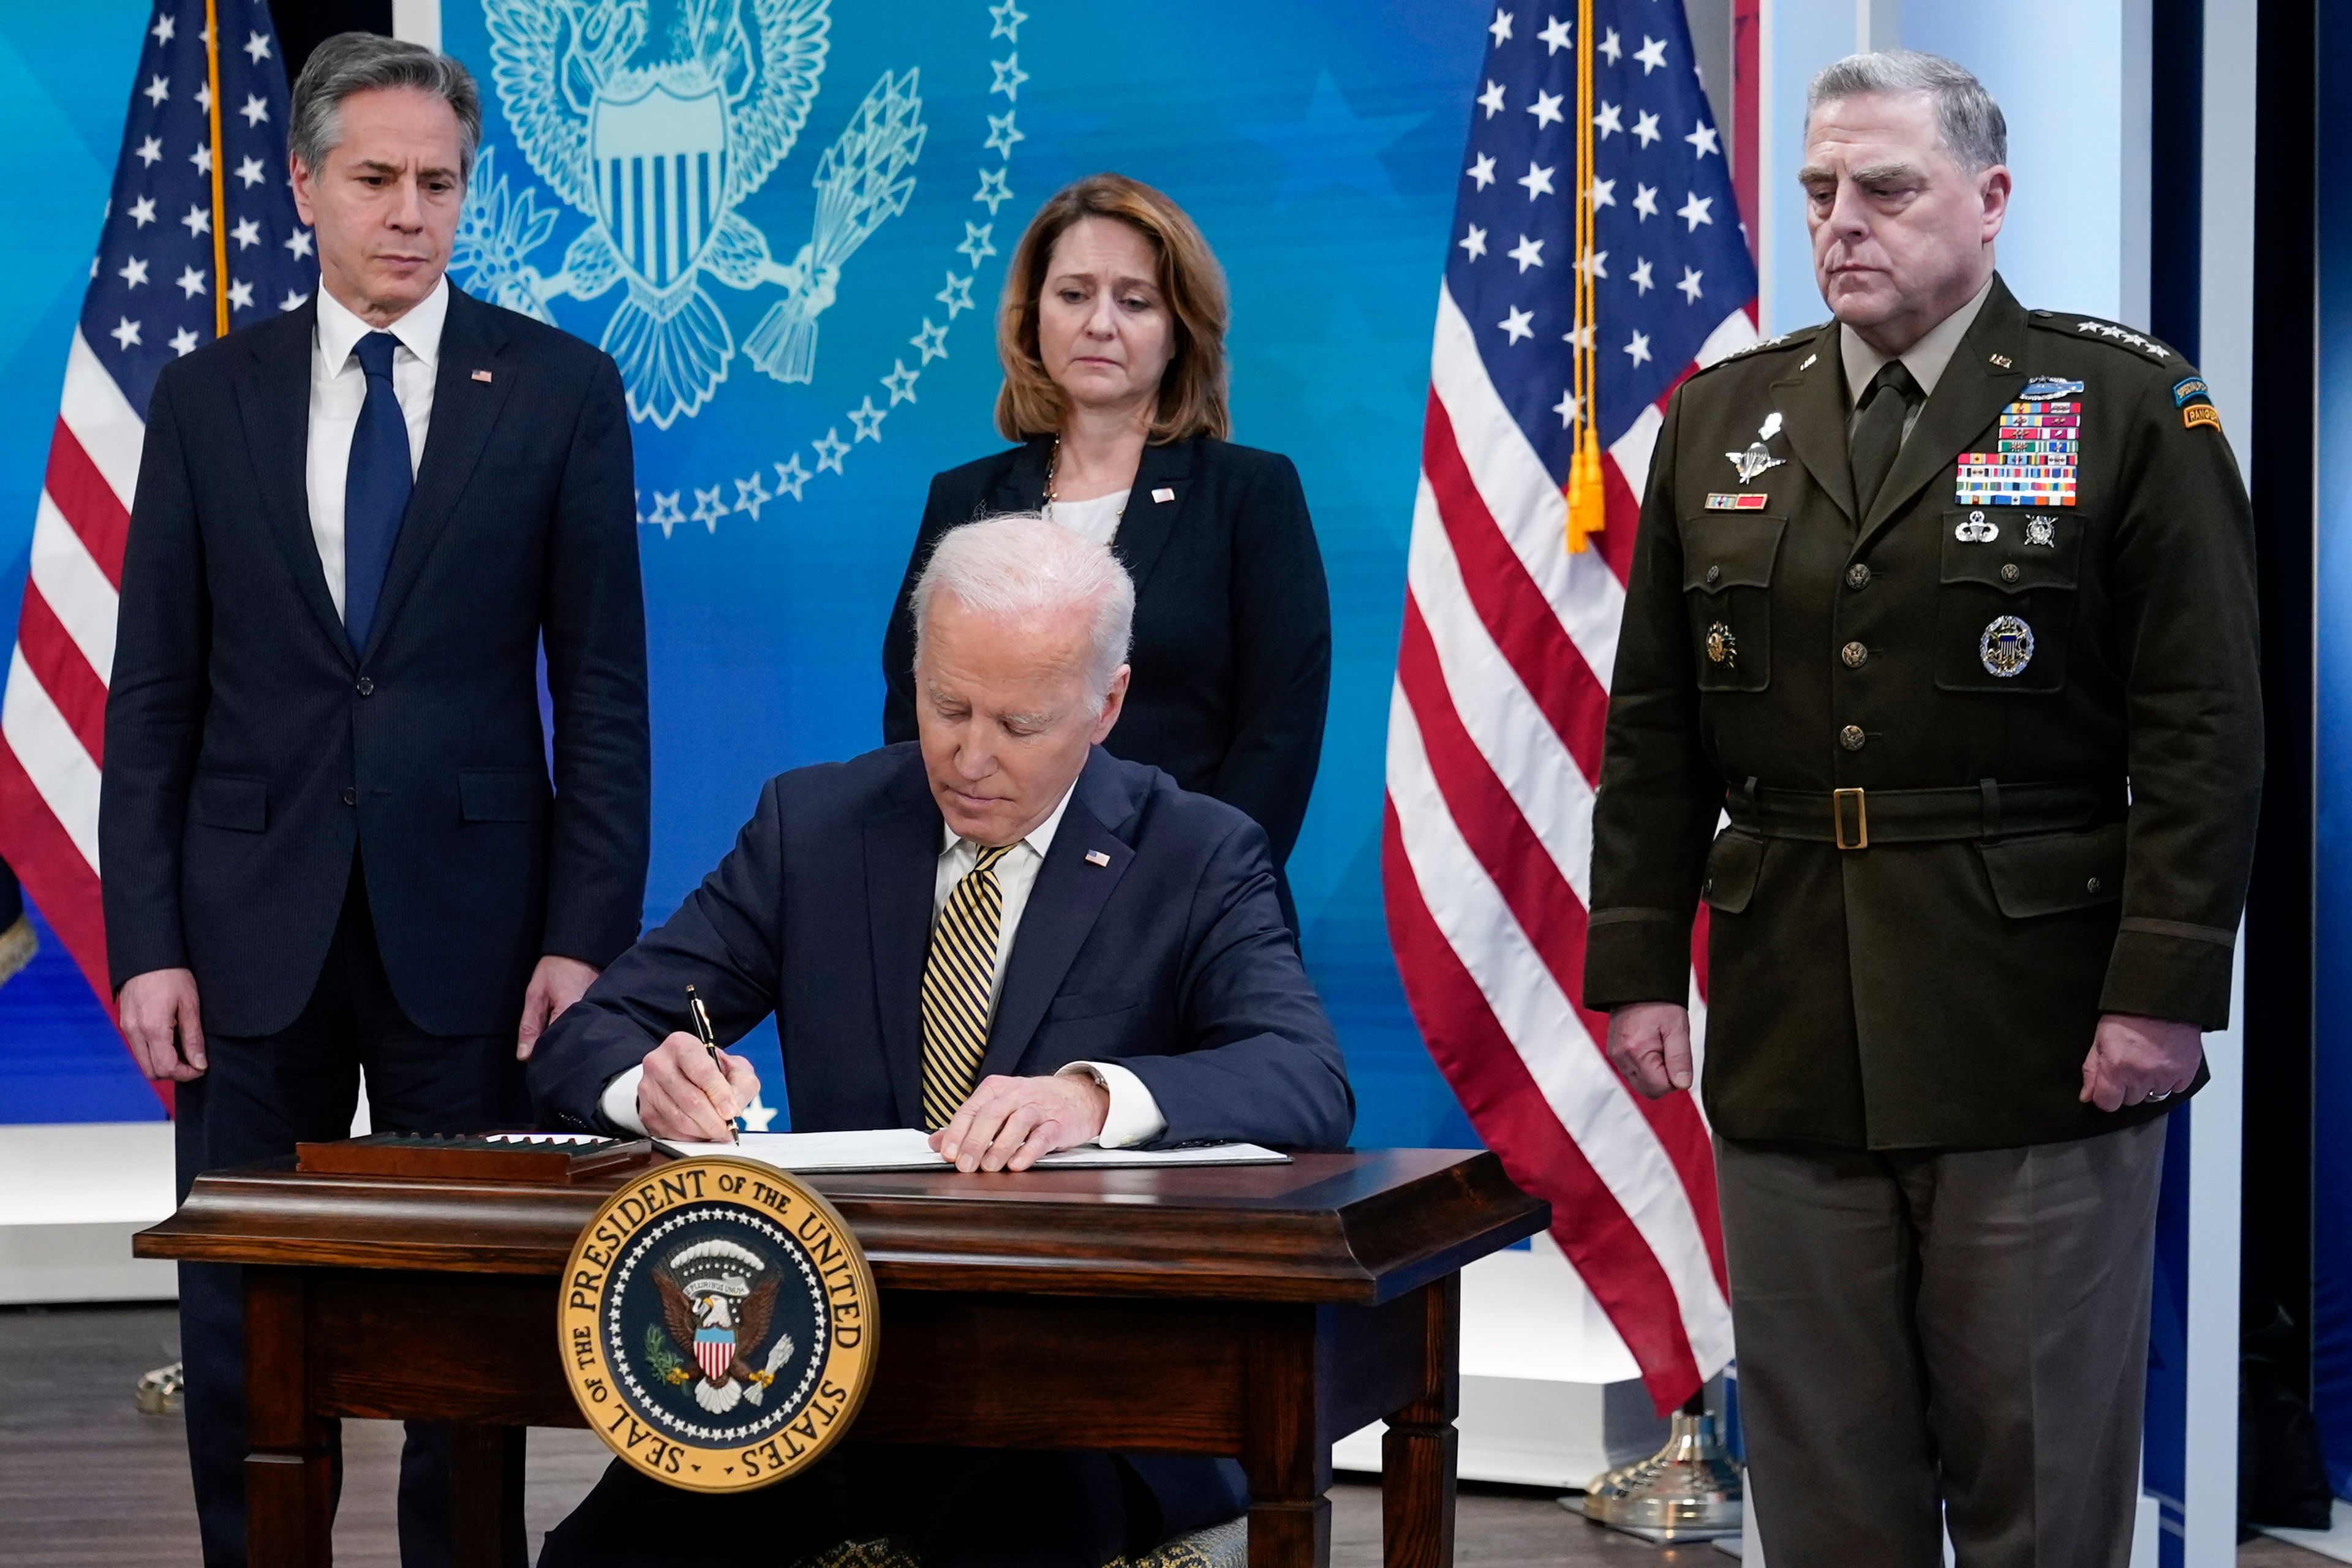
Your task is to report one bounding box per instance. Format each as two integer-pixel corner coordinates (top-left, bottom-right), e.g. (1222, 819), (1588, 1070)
(1564, 0), (1605, 553)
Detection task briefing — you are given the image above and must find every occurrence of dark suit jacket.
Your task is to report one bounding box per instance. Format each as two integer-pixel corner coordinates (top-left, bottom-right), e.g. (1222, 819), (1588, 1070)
(529, 742), (1350, 1539)
(530, 743), (1353, 1150)
(101, 285), (650, 1039)
(879, 437), (1332, 880)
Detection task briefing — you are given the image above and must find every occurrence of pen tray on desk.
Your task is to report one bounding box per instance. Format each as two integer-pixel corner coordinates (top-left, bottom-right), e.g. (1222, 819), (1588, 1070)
(294, 1131), (660, 1183)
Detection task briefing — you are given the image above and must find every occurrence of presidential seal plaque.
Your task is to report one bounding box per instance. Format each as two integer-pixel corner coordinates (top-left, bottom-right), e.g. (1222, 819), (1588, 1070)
(559, 1157), (877, 1492)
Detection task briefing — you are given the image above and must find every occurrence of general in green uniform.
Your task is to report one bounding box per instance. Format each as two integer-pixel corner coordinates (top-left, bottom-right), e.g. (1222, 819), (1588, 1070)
(1585, 51), (2261, 1568)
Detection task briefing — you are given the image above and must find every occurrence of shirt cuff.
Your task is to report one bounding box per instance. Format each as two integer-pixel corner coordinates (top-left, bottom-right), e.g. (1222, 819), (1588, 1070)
(600, 1065), (649, 1136)
(1059, 1060), (1167, 1148)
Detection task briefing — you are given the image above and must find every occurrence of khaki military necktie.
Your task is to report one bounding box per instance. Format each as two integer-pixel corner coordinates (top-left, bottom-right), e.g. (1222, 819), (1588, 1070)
(919, 842), (1016, 1129)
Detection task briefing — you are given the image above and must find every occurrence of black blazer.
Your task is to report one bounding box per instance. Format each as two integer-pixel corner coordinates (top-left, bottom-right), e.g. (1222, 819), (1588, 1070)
(529, 743), (1354, 1151)
(100, 285), (650, 1039)
(880, 436), (1332, 877)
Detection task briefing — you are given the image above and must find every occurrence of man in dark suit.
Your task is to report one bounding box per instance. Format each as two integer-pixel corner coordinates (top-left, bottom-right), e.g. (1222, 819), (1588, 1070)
(100, 35), (647, 1568)
(531, 514), (1352, 1567)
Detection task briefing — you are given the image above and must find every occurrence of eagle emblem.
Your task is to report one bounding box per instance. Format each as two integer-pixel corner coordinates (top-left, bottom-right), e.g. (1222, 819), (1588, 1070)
(461, 0), (928, 427)
(648, 1238), (796, 1413)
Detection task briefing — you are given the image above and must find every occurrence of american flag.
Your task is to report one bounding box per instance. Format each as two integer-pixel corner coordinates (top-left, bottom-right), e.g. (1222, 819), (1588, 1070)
(0, 0), (313, 1107)
(1383, 1), (1757, 1412)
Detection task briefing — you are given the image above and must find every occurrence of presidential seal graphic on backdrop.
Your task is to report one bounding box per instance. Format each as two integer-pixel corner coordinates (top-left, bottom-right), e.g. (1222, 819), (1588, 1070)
(453, 0), (1041, 537)
(466, 0), (922, 428)
(560, 1157), (877, 1491)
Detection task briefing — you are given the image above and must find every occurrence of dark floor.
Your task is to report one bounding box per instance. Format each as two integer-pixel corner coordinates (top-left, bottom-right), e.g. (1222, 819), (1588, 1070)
(0, 1303), (2329, 1566)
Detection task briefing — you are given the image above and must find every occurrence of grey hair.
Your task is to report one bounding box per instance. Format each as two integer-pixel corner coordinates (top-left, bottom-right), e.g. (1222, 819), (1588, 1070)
(1807, 50), (2007, 173)
(288, 32), (481, 183)
(911, 514), (1136, 715)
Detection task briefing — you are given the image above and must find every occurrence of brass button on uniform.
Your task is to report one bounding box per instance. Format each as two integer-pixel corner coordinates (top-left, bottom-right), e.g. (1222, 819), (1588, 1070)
(1846, 563), (1871, 590)
(1839, 724), (1866, 752)
(1705, 565), (1721, 585)
(1841, 641), (1868, 668)
(2001, 563), (2021, 584)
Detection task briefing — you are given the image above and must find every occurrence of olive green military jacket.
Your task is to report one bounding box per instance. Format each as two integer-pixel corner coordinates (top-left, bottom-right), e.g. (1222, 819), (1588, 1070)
(1583, 274), (2263, 1151)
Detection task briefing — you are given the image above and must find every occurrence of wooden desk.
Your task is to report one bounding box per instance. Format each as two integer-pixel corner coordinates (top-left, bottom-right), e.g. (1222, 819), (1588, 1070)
(135, 1150), (1545, 1568)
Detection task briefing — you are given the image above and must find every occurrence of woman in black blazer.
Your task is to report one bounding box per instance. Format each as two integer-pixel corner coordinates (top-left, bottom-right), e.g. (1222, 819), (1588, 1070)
(881, 173), (1331, 922)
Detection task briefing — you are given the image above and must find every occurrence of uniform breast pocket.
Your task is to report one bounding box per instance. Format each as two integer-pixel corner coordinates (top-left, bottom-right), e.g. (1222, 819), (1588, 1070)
(1934, 507), (2081, 694)
(1681, 514), (1787, 693)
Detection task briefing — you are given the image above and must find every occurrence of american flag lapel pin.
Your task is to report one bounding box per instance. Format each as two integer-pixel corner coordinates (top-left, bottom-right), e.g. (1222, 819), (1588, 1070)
(1151, 487), (1175, 503)
(1084, 850), (1110, 867)
(472, 369), (494, 383)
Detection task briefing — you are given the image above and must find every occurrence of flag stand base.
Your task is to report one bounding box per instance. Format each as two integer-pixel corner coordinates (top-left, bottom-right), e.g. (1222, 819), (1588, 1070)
(1562, 1400), (1744, 1541)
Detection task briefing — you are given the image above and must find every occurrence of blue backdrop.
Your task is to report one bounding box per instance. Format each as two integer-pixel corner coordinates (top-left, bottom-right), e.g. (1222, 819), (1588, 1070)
(0, 0), (1494, 1147)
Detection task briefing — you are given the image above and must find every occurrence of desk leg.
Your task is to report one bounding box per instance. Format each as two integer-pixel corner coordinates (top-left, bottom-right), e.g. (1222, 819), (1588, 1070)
(1242, 1305), (1331, 1568)
(244, 1267), (334, 1568)
(1380, 1276), (1460, 1568)
(449, 1424), (527, 1568)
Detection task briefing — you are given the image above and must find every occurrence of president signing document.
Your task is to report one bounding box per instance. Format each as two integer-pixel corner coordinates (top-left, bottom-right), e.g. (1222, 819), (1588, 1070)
(529, 514), (1354, 1568)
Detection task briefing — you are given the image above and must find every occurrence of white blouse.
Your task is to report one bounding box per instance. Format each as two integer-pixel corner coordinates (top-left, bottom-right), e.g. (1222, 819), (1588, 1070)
(1045, 489), (1130, 549)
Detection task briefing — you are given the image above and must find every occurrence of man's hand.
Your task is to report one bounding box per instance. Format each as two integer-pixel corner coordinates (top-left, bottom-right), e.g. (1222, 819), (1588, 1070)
(516, 955), (600, 1060)
(635, 1032), (760, 1141)
(1607, 1001), (1694, 1099)
(119, 968), (207, 1082)
(2079, 1012), (2203, 1112)
(930, 1073), (1110, 1173)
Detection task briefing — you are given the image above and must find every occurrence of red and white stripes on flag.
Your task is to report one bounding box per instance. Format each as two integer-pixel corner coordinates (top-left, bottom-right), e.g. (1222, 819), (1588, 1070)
(1384, 282), (1757, 1413)
(0, 332), (152, 1098)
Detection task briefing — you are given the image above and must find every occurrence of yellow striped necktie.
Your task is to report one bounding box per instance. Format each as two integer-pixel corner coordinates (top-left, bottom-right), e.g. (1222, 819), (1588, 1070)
(919, 842), (1016, 1130)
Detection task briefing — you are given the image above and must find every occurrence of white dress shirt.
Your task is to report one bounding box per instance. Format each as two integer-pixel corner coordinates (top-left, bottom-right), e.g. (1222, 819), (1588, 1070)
(601, 781), (1167, 1147)
(1838, 272), (1994, 443)
(306, 277), (448, 619)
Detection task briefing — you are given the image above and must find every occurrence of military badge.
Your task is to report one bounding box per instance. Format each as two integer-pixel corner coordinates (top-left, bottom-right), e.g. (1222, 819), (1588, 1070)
(2021, 377), (2085, 401)
(1705, 623), (1738, 669)
(1705, 492), (1770, 511)
(1725, 443), (1782, 485)
(1724, 412), (1785, 486)
(560, 1157), (877, 1493)
(1954, 510), (1999, 543)
(1979, 616), (2036, 678)
(2023, 515), (2059, 548)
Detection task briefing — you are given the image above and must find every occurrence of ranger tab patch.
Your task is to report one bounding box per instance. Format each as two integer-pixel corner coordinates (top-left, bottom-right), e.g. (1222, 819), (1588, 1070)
(2173, 376), (2222, 432)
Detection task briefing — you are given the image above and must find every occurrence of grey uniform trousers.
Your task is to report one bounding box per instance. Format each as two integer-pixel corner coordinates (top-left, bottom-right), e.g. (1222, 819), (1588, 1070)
(1717, 1118), (2167, 1568)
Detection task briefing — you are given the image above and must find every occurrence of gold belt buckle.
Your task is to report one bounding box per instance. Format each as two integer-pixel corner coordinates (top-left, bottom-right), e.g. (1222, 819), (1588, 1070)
(1833, 788), (1869, 850)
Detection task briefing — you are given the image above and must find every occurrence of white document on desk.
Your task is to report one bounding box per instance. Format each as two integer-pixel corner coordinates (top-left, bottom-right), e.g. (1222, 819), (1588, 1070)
(654, 1128), (1290, 1172)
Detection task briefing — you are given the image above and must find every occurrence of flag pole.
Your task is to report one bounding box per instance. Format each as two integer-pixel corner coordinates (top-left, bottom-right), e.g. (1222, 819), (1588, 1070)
(1565, 0), (1605, 552)
(203, 0), (230, 336)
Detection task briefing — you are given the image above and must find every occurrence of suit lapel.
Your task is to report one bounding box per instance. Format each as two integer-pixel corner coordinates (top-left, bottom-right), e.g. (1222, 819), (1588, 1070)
(1769, 328), (1857, 527)
(985, 437), (1054, 514)
(865, 760), (945, 1129)
(1108, 439), (1194, 598)
(976, 751), (1137, 1082)
(235, 302), (350, 662)
(360, 288), (518, 663)
(1853, 276), (2031, 554)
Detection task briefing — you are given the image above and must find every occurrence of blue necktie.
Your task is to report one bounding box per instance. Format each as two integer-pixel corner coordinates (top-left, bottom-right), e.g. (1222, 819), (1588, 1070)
(342, 331), (412, 656)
